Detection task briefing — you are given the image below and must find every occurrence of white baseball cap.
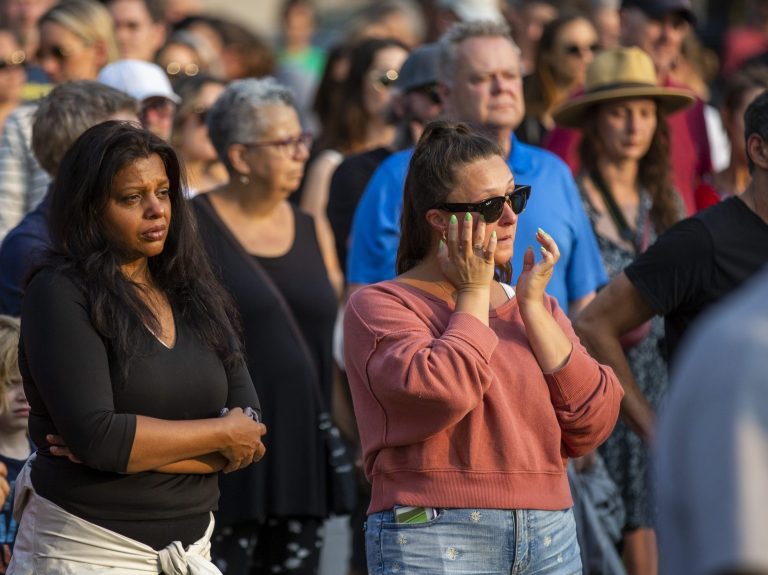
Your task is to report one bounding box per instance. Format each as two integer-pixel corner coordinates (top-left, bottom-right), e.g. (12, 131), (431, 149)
(97, 59), (181, 104)
(437, 0), (506, 24)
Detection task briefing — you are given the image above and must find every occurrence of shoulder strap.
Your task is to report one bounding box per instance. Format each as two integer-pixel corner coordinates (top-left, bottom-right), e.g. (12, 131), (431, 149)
(196, 196), (331, 413)
(589, 170), (636, 246)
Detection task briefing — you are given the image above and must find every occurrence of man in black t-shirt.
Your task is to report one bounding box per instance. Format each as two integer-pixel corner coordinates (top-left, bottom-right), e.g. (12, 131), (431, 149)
(574, 90), (768, 444)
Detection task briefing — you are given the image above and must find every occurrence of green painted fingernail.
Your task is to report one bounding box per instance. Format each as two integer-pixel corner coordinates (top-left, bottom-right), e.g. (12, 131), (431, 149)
(491, 231), (496, 239)
(464, 212), (472, 221)
(450, 214), (457, 224)
(439, 239), (445, 248)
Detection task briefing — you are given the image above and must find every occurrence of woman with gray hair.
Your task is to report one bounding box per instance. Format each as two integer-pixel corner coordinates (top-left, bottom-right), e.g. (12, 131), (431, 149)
(192, 77), (338, 574)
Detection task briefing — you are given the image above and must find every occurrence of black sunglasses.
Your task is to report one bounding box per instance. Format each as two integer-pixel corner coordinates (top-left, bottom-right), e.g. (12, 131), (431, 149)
(36, 45), (72, 61)
(371, 68), (399, 88)
(436, 184), (531, 222)
(0, 50), (25, 71)
(564, 43), (600, 57)
(411, 83), (441, 105)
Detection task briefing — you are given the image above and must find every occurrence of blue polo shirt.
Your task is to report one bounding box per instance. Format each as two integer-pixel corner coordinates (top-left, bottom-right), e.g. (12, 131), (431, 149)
(346, 135), (607, 310)
(0, 191), (50, 316)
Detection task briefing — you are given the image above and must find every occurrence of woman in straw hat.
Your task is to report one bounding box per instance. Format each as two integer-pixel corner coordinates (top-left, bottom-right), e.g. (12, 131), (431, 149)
(553, 46), (693, 575)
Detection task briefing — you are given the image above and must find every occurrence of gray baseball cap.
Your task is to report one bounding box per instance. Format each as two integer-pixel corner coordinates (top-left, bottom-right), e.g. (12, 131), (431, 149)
(396, 43), (440, 93)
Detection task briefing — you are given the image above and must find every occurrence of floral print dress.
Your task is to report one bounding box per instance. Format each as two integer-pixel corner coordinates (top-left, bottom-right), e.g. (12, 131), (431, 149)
(578, 176), (669, 530)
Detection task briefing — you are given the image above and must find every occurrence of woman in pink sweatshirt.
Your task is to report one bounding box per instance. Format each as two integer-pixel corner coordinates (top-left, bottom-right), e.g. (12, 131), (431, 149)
(343, 120), (623, 574)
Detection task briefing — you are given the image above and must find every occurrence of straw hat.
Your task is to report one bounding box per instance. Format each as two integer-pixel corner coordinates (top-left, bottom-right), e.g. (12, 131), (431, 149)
(552, 47), (695, 128)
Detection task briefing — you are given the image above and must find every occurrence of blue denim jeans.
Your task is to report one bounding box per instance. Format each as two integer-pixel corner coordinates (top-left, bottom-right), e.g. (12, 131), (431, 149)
(365, 508), (581, 574)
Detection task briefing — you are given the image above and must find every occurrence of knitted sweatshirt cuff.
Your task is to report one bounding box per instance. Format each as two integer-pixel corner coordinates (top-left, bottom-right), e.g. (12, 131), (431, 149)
(543, 348), (601, 407)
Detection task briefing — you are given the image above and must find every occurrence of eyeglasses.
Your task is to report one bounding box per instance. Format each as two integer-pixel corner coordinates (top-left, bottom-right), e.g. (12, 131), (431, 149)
(0, 50), (25, 71)
(240, 132), (313, 157)
(563, 43), (600, 57)
(36, 44), (82, 62)
(371, 68), (399, 88)
(436, 184), (531, 222)
(142, 97), (176, 115)
(165, 62), (200, 78)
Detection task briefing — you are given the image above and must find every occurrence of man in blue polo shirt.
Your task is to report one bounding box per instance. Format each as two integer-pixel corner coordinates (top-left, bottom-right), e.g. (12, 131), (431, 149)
(346, 20), (606, 314)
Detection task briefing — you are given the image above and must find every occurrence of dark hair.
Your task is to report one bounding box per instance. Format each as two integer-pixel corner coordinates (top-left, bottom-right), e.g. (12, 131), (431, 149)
(318, 37), (407, 153)
(397, 120), (510, 280)
(212, 18), (275, 79)
(579, 104), (680, 233)
(45, 121), (241, 381)
(723, 66), (768, 115)
(106, 0), (167, 23)
(745, 90), (768, 173)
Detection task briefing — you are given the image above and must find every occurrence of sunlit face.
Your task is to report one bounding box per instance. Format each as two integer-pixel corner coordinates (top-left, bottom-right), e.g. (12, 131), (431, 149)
(446, 36), (524, 131)
(102, 154), (172, 268)
(141, 97), (176, 142)
(242, 104), (310, 197)
(621, 8), (688, 75)
(108, 0), (165, 62)
(596, 98), (658, 163)
(363, 45), (409, 121)
(2, 0), (55, 38)
(441, 155), (519, 264)
(0, 378), (29, 435)
(37, 21), (103, 84)
(0, 31), (27, 105)
(549, 18), (599, 87)
(177, 81), (225, 162)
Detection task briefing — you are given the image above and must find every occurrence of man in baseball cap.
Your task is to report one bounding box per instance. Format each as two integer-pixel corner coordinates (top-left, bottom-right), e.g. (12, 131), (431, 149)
(621, 0), (694, 77)
(97, 59), (180, 141)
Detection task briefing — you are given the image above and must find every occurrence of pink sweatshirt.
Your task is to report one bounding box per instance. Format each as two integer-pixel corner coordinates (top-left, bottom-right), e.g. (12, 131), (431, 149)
(344, 281), (623, 513)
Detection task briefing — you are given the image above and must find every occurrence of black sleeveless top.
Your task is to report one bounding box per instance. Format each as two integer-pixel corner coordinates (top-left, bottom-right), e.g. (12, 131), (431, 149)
(192, 195), (337, 521)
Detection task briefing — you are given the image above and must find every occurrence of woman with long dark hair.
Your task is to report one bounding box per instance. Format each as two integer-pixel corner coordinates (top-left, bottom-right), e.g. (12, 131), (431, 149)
(553, 47), (694, 574)
(300, 37), (409, 294)
(343, 120), (623, 574)
(518, 13), (599, 146)
(9, 121), (265, 573)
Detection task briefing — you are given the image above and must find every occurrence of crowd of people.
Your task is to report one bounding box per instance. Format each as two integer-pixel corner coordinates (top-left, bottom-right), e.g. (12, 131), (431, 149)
(0, 0), (766, 574)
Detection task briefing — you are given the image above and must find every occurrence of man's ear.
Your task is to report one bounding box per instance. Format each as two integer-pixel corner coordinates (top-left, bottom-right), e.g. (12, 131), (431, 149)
(747, 133), (768, 170)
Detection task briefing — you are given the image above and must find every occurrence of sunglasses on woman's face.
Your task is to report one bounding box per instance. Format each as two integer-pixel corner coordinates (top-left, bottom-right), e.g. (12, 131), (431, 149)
(371, 68), (399, 88)
(563, 43), (599, 57)
(0, 50), (25, 71)
(436, 184), (531, 222)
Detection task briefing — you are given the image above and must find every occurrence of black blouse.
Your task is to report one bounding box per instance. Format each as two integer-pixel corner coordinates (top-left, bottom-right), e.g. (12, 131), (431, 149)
(20, 268), (258, 549)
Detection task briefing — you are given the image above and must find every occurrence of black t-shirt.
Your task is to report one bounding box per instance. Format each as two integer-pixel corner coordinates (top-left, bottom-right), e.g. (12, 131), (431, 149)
(327, 147), (392, 271)
(193, 196), (337, 523)
(19, 268), (258, 549)
(625, 196), (768, 362)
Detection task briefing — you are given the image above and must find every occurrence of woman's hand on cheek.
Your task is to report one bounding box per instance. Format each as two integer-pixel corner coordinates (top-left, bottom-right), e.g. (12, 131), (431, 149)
(516, 228), (559, 309)
(437, 213), (497, 293)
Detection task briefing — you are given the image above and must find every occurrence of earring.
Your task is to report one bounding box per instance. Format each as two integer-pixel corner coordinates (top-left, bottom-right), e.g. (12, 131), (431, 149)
(239, 174), (250, 185)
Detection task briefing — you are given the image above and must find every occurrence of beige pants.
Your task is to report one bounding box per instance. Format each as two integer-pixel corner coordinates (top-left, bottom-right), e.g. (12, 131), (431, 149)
(8, 456), (222, 575)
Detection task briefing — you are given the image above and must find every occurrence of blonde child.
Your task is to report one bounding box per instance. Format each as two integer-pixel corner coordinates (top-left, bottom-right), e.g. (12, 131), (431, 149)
(0, 316), (30, 571)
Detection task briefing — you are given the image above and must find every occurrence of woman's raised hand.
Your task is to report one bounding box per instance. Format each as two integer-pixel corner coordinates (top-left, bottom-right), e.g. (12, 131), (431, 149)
(220, 408), (267, 473)
(437, 213), (497, 293)
(516, 228), (560, 308)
